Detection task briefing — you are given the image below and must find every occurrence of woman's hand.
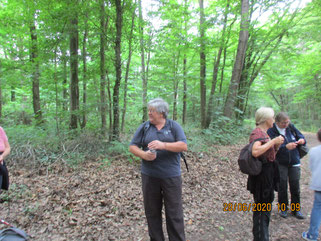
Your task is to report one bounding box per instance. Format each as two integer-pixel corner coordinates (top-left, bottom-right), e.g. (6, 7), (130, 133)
(273, 135), (284, 145)
(296, 138), (305, 145)
(286, 142), (298, 150)
(0, 155), (3, 165)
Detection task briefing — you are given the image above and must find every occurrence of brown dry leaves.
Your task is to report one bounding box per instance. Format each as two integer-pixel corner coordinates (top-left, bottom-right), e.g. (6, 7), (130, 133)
(1, 133), (317, 240)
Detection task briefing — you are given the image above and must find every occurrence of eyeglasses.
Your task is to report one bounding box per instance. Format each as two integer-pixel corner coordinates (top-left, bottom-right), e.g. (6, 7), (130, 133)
(279, 120), (290, 125)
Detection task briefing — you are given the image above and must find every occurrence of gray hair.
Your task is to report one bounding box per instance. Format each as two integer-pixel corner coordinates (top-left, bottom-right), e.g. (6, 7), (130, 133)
(275, 112), (289, 123)
(148, 98), (169, 118)
(255, 107), (274, 126)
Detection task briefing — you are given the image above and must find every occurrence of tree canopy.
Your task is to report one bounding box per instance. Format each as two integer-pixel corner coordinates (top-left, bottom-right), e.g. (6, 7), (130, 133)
(0, 0), (319, 136)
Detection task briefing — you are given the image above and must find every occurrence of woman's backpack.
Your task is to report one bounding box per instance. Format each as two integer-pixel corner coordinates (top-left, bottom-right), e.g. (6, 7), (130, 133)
(238, 138), (266, 176)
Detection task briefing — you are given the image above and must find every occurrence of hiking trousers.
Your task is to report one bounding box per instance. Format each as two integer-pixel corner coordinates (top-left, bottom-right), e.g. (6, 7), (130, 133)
(142, 173), (185, 241)
(253, 207), (271, 241)
(278, 165), (301, 208)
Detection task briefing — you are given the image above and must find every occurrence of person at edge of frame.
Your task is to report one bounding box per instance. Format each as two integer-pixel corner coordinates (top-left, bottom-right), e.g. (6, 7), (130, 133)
(248, 107), (284, 241)
(129, 98), (187, 241)
(267, 112), (306, 219)
(0, 125), (11, 193)
(302, 129), (321, 241)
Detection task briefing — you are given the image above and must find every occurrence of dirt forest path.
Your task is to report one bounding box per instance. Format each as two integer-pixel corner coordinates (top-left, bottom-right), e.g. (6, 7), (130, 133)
(184, 131), (318, 241)
(0, 132), (319, 240)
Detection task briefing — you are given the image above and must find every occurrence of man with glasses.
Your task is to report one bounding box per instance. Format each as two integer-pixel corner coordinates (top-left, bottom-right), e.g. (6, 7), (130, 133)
(268, 112), (306, 219)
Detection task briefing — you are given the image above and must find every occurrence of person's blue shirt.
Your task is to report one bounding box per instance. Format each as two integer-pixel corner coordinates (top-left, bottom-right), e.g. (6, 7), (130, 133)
(130, 119), (187, 178)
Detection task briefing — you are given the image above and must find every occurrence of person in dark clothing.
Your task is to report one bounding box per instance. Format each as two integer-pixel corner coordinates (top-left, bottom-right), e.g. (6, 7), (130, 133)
(129, 98), (187, 241)
(267, 112), (306, 219)
(248, 107), (284, 241)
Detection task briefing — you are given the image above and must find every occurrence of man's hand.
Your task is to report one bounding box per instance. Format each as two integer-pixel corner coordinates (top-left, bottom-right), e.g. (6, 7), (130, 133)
(144, 150), (157, 161)
(148, 140), (166, 150)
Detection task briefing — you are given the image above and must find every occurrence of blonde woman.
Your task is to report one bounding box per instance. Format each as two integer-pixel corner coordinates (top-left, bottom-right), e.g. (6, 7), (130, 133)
(247, 107), (284, 241)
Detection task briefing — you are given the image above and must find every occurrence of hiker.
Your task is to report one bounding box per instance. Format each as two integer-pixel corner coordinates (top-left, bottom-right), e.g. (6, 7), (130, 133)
(267, 112), (306, 219)
(247, 107), (284, 241)
(129, 98), (187, 241)
(0, 126), (10, 191)
(302, 129), (321, 241)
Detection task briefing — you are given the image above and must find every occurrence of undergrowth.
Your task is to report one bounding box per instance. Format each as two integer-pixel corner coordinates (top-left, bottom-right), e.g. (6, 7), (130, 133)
(3, 117), (251, 170)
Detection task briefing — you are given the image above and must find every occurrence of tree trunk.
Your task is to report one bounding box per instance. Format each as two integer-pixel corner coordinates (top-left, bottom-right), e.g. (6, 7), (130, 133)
(106, 71), (113, 138)
(112, 0), (123, 141)
(121, 3), (136, 132)
(218, 17), (236, 108)
(81, 13), (88, 129)
(223, 0), (249, 118)
(182, 0), (188, 125)
(205, 0), (230, 128)
(199, 0), (206, 128)
(139, 0), (147, 122)
(69, 14), (79, 129)
(30, 16), (43, 124)
(11, 86), (16, 102)
(172, 51), (180, 121)
(54, 47), (59, 133)
(62, 50), (68, 111)
(100, 1), (107, 134)
(182, 56), (187, 124)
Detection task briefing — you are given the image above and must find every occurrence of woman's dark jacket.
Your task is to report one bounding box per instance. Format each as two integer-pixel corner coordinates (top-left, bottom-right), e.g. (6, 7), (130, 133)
(267, 123), (306, 166)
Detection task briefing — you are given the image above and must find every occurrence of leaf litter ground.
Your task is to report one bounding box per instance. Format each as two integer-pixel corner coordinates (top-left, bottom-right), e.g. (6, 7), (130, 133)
(0, 133), (318, 240)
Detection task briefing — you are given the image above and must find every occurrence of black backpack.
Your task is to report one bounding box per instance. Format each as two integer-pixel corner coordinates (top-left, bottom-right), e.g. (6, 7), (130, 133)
(141, 120), (189, 172)
(238, 138), (267, 176)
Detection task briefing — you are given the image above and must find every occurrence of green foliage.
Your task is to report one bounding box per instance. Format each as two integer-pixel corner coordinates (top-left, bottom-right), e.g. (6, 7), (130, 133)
(184, 115), (251, 153)
(0, 184), (30, 203)
(0, 0), (319, 169)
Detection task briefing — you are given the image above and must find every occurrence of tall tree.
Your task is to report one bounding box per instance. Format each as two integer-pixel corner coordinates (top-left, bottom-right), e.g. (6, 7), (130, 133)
(172, 50), (180, 120)
(138, 0), (147, 122)
(62, 49), (68, 111)
(235, 2), (303, 119)
(30, 10), (43, 124)
(69, 9), (79, 129)
(199, 0), (207, 128)
(223, 0), (249, 118)
(205, 0), (230, 128)
(112, 0), (123, 140)
(99, 0), (108, 134)
(121, 1), (136, 132)
(81, 12), (89, 129)
(182, 0), (189, 125)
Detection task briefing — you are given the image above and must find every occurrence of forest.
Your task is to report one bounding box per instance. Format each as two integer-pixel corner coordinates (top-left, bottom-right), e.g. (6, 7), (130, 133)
(0, 0), (319, 163)
(0, 0), (320, 239)
(0, 0), (319, 166)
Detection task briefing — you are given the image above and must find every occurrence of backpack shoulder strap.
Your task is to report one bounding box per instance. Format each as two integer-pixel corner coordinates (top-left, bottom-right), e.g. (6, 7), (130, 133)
(168, 119), (189, 172)
(141, 121), (150, 147)
(250, 137), (268, 144)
